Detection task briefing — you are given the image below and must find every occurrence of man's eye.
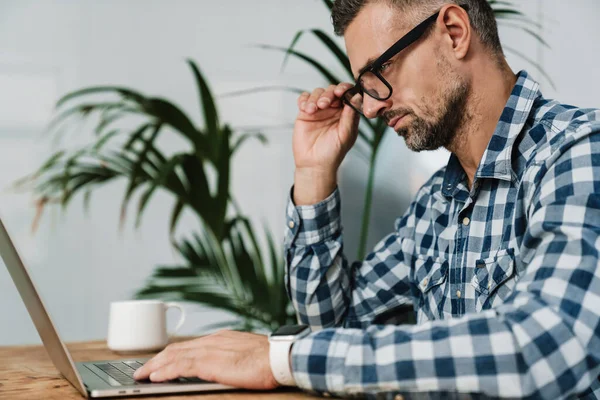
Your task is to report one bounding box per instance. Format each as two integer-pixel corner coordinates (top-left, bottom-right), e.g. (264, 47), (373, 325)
(379, 62), (392, 73)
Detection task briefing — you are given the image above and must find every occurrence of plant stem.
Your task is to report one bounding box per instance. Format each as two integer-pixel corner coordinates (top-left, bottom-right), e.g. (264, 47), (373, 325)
(357, 149), (378, 260)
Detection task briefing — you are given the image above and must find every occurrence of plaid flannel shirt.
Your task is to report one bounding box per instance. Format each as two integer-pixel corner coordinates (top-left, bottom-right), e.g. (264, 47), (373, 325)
(283, 71), (600, 399)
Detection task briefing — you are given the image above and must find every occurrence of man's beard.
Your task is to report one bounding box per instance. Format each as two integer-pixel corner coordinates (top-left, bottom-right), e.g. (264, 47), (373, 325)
(386, 60), (470, 152)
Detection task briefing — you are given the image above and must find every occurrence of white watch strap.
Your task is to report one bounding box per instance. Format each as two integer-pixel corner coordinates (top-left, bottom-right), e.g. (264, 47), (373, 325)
(269, 339), (296, 386)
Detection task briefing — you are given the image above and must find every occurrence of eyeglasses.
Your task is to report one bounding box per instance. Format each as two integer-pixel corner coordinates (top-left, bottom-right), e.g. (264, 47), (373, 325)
(342, 4), (469, 117)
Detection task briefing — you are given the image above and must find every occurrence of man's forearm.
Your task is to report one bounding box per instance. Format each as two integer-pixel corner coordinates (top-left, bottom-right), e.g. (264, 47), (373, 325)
(284, 188), (351, 330)
(284, 185), (416, 331)
(291, 302), (598, 399)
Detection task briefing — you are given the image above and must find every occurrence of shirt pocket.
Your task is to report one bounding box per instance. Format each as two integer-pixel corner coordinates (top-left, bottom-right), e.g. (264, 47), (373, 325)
(471, 248), (517, 312)
(414, 253), (449, 322)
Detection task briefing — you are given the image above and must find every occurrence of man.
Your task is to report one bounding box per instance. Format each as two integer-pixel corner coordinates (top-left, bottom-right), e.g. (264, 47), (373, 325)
(135, 0), (600, 398)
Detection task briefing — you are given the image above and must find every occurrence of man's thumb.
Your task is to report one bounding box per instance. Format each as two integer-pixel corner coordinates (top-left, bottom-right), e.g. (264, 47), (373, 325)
(338, 104), (360, 145)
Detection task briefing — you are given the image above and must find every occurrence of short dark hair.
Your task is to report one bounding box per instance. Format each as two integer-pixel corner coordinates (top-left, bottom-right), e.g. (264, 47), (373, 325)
(331, 0), (503, 56)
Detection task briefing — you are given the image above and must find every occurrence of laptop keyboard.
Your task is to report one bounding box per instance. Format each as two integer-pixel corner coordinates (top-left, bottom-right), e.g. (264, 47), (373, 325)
(94, 361), (145, 386)
(93, 361), (208, 386)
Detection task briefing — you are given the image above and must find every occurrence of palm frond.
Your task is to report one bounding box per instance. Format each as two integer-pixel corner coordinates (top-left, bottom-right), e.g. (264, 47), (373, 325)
(187, 60), (220, 153)
(255, 44), (341, 85)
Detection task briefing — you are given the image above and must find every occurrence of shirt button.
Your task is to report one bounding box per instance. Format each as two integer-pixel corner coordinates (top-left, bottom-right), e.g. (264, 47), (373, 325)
(488, 281), (492, 289)
(288, 220), (295, 229)
(395, 395), (405, 400)
(456, 290), (462, 298)
(462, 217), (471, 226)
(422, 278), (429, 287)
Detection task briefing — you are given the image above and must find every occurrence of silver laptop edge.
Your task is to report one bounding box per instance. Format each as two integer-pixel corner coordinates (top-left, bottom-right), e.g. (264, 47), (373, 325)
(0, 218), (88, 396)
(0, 217), (234, 397)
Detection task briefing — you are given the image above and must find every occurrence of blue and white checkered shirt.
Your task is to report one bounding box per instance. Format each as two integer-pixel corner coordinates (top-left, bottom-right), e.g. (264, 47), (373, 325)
(284, 71), (600, 399)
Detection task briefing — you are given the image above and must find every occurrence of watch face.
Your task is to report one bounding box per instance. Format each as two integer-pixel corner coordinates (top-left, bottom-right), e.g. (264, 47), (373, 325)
(272, 325), (308, 336)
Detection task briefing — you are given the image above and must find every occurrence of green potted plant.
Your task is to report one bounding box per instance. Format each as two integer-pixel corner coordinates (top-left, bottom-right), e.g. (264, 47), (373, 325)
(15, 60), (295, 331)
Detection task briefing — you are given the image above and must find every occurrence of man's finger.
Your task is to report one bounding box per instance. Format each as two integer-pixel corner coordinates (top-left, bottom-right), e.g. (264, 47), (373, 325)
(134, 347), (176, 379)
(149, 357), (196, 382)
(304, 88), (325, 114)
(316, 85), (338, 110)
(334, 82), (354, 96)
(297, 92), (310, 111)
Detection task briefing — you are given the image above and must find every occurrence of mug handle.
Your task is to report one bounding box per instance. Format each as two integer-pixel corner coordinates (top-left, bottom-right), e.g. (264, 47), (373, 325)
(164, 302), (186, 338)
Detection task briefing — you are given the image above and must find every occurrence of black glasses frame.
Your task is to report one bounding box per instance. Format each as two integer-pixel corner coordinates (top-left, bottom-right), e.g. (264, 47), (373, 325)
(343, 4), (469, 111)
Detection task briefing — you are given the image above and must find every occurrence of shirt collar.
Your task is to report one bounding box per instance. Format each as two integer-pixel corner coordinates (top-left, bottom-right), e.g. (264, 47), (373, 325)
(442, 70), (540, 197)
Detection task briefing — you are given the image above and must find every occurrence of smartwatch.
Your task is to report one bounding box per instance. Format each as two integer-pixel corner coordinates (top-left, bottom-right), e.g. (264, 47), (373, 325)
(268, 325), (310, 386)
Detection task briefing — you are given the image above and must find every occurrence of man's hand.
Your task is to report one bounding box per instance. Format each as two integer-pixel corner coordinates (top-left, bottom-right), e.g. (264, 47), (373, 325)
(133, 330), (279, 390)
(293, 83), (360, 205)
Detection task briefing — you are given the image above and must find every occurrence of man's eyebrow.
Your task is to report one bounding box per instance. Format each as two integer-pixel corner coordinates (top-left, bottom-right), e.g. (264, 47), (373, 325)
(354, 56), (378, 80)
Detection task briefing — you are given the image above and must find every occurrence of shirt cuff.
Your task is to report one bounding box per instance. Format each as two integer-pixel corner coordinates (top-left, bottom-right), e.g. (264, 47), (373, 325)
(284, 186), (342, 247)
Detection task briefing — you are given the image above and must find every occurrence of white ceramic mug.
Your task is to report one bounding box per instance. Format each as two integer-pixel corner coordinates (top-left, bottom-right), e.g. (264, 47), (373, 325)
(107, 300), (186, 352)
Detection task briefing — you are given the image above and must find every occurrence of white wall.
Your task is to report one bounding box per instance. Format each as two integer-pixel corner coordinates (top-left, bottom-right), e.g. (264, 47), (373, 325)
(0, 0), (598, 346)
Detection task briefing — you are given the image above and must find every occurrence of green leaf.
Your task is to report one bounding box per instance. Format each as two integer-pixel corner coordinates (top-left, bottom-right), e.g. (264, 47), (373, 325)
(196, 227), (244, 298)
(152, 267), (198, 278)
(488, 0), (514, 5)
(265, 227), (284, 307)
(83, 190), (93, 214)
(490, 8), (524, 17)
(93, 129), (121, 151)
(48, 102), (126, 133)
(281, 30), (305, 72)
(144, 97), (202, 146)
(135, 152), (188, 228)
(256, 44), (341, 85)
(120, 124), (162, 226)
(41, 150), (67, 169)
(231, 132), (267, 156)
(213, 125), (232, 239)
(97, 151), (136, 175)
(282, 29), (352, 78)
(95, 109), (124, 136)
(322, 0), (333, 11)
(226, 225), (263, 305)
(187, 59), (220, 143)
(56, 86), (146, 108)
(310, 30), (353, 77)
(219, 85), (305, 98)
(169, 199), (185, 236)
(179, 154), (214, 230)
(124, 123), (152, 151)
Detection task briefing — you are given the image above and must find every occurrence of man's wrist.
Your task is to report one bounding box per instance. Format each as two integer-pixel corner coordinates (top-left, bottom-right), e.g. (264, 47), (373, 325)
(268, 340), (296, 386)
(268, 325), (310, 386)
(293, 168), (337, 206)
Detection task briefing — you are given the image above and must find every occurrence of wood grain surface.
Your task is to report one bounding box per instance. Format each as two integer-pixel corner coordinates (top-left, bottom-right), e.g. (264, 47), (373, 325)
(0, 340), (324, 399)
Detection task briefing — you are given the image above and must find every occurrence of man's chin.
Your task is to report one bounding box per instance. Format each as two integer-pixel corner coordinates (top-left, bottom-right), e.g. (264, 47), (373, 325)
(401, 131), (439, 153)
(398, 131), (422, 153)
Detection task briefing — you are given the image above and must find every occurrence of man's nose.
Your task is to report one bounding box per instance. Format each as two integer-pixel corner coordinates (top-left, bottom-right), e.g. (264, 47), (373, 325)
(362, 95), (390, 119)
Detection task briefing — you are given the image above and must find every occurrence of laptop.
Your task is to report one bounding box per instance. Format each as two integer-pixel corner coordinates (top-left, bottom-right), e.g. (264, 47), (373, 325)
(0, 217), (235, 397)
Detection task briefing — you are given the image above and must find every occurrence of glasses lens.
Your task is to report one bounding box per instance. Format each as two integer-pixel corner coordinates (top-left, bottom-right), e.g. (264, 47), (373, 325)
(343, 71), (391, 116)
(360, 71), (390, 100)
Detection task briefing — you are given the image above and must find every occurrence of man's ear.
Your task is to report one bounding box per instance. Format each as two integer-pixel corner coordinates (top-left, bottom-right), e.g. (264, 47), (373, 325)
(438, 4), (471, 60)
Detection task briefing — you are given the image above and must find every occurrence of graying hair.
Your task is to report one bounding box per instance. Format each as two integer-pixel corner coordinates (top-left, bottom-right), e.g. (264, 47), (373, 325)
(331, 0), (503, 56)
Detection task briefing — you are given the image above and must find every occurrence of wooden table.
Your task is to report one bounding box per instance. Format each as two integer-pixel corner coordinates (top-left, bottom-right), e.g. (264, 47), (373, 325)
(0, 340), (323, 399)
